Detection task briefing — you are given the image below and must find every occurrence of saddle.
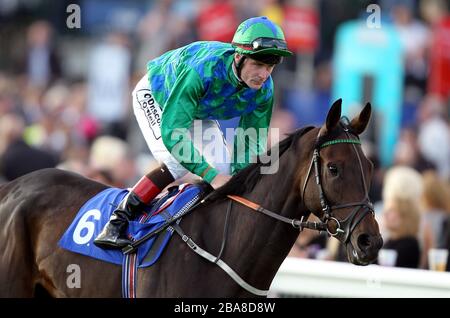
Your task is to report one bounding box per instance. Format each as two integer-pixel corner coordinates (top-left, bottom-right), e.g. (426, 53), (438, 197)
(58, 181), (213, 268)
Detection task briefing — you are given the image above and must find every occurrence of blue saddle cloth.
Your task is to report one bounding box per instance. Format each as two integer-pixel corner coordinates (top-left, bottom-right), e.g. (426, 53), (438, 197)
(58, 184), (202, 267)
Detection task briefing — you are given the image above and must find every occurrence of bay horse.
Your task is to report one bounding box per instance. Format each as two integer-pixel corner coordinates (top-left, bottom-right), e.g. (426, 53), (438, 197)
(0, 99), (382, 297)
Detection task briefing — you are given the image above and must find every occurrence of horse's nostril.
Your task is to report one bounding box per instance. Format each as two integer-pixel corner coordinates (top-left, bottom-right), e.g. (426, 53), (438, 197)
(357, 234), (371, 251)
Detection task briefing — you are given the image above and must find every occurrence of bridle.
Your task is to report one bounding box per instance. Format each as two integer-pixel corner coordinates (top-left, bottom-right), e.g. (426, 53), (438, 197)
(229, 122), (375, 244)
(299, 123), (375, 243)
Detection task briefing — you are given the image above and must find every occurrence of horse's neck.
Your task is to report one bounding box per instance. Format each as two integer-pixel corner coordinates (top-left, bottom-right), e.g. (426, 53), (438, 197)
(229, 147), (310, 289)
(246, 147), (307, 216)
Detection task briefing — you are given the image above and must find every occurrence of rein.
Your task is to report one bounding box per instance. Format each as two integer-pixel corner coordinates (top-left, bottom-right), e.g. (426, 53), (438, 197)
(227, 195), (327, 232)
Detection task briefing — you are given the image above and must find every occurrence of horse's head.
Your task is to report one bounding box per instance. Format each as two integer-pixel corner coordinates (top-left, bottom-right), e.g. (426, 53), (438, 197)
(300, 99), (383, 265)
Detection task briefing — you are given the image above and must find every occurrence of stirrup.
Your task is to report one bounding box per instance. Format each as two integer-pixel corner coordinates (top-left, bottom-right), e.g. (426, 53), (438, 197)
(94, 232), (132, 249)
(94, 238), (131, 249)
(94, 221), (130, 249)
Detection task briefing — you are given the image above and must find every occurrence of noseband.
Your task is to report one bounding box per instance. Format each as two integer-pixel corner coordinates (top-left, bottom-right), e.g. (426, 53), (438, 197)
(300, 124), (375, 243)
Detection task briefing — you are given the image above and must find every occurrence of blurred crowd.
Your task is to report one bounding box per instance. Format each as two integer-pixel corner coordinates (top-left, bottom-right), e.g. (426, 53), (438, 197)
(0, 0), (449, 271)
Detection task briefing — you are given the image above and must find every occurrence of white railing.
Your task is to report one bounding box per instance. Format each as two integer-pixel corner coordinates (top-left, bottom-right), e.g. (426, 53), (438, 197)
(269, 257), (450, 298)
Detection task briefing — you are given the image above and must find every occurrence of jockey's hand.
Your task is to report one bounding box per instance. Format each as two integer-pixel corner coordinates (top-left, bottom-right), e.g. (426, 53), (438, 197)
(210, 174), (232, 190)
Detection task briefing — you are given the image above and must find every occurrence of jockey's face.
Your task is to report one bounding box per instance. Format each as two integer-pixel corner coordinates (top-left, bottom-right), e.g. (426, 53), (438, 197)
(235, 54), (275, 89)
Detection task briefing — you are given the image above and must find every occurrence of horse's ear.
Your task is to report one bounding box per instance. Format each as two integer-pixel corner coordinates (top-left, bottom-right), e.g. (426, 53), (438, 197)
(324, 98), (342, 133)
(350, 102), (371, 135)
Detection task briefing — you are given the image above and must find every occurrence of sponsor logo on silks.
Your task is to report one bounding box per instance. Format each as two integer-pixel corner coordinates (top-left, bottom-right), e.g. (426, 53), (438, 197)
(136, 89), (162, 140)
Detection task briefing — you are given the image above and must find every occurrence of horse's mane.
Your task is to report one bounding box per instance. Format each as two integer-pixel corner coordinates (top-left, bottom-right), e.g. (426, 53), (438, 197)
(210, 126), (315, 200)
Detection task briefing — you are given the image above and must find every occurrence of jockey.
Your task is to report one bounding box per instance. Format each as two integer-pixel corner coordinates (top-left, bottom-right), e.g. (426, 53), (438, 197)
(94, 16), (293, 249)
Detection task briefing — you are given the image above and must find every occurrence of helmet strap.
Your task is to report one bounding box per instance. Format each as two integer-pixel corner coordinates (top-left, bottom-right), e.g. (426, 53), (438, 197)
(233, 55), (248, 88)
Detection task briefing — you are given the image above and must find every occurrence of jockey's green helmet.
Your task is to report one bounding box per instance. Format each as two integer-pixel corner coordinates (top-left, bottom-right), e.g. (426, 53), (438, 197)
(232, 16), (293, 62)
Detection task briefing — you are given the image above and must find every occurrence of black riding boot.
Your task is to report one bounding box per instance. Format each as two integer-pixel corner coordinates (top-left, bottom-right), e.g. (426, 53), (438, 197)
(93, 192), (144, 249)
(94, 163), (175, 249)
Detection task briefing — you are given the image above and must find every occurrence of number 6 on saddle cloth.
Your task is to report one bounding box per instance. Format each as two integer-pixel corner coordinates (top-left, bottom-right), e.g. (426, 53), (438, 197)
(58, 183), (205, 267)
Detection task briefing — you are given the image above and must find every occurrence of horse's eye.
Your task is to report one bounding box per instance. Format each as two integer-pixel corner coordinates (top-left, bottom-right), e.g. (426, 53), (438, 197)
(328, 163), (339, 176)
